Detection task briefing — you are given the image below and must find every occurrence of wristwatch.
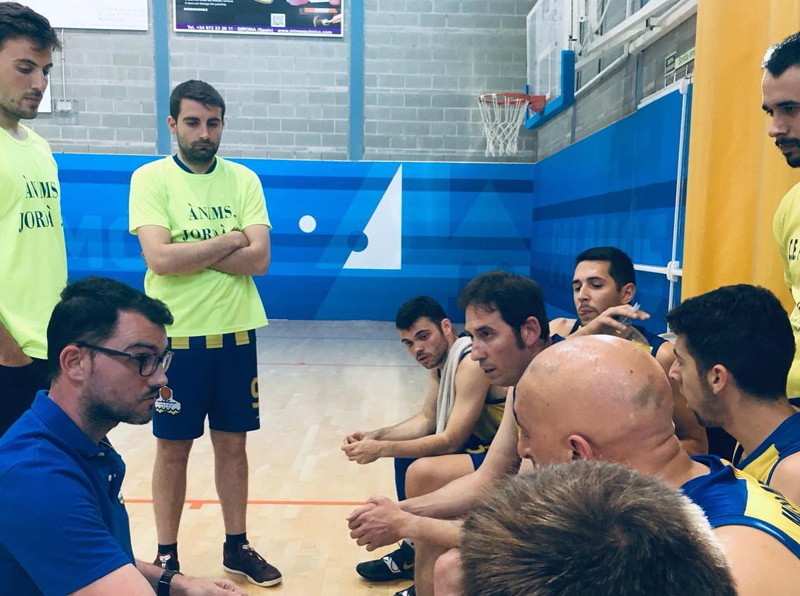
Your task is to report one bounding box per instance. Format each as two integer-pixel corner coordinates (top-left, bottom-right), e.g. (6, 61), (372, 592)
(157, 569), (180, 596)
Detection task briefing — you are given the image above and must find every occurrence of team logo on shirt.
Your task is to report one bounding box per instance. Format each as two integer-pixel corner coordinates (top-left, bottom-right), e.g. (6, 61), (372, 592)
(155, 386), (182, 415)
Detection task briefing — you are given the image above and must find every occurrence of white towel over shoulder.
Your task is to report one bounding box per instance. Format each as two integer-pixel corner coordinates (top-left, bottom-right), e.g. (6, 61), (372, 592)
(435, 335), (473, 434)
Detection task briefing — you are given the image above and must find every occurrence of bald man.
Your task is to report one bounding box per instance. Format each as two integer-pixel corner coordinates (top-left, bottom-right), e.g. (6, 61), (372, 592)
(510, 336), (800, 596)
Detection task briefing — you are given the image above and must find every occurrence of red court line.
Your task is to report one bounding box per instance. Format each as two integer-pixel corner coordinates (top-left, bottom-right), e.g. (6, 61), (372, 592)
(125, 498), (366, 510)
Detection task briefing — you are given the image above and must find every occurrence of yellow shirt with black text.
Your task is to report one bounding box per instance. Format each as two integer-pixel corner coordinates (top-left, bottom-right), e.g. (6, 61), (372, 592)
(0, 125), (67, 359)
(128, 156), (270, 337)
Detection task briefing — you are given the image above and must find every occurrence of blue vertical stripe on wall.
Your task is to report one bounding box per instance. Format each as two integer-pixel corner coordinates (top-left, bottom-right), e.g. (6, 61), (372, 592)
(348, 0), (364, 161)
(153, 0), (172, 155)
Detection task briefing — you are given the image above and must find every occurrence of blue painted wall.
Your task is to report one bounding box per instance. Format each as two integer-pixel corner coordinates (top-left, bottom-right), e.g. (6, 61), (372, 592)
(57, 156), (535, 322)
(56, 89), (687, 325)
(531, 89), (688, 334)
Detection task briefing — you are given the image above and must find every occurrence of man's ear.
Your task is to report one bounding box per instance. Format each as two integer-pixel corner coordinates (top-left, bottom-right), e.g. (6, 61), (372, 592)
(167, 115), (177, 134)
(620, 283), (636, 305)
(520, 316), (542, 347)
(569, 435), (594, 461)
(59, 345), (91, 383)
(706, 364), (730, 395)
(441, 318), (453, 336)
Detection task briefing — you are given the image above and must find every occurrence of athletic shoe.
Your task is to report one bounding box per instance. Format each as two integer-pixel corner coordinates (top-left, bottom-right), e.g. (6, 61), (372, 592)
(223, 541), (283, 587)
(153, 551), (180, 572)
(356, 541), (415, 581)
(394, 585), (415, 596)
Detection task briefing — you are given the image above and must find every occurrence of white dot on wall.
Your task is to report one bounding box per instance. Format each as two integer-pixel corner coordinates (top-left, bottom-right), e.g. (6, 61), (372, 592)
(299, 215), (317, 233)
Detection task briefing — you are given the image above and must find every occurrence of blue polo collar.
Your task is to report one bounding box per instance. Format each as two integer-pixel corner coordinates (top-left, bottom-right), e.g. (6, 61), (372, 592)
(31, 391), (108, 458)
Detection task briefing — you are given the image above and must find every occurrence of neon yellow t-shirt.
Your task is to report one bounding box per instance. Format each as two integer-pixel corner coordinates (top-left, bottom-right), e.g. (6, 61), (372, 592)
(128, 156), (271, 337)
(773, 181), (800, 396)
(0, 125), (67, 359)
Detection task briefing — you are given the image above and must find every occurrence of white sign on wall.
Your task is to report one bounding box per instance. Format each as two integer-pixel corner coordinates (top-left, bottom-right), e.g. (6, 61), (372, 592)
(23, 0), (148, 31)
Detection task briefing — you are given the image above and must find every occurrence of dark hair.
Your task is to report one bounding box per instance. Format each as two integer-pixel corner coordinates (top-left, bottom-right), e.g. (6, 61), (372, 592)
(0, 2), (60, 52)
(666, 284), (794, 400)
(169, 79), (226, 120)
(47, 276), (173, 379)
(458, 271), (549, 346)
(395, 296), (447, 330)
(576, 246), (635, 289)
(461, 461), (737, 596)
(763, 32), (800, 77)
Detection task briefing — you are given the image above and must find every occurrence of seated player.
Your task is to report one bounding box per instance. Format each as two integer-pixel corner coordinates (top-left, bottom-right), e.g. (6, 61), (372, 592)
(461, 460), (737, 596)
(347, 272), (555, 596)
(508, 336), (800, 596)
(550, 246), (708, 454)
(666, 284), (800, 505)
(343, 296), (505, 581)
(0, 277), (245, 596)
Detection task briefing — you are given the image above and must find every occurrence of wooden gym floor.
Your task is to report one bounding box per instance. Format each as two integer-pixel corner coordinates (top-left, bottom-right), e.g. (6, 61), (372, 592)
(111, 320), (423, 596)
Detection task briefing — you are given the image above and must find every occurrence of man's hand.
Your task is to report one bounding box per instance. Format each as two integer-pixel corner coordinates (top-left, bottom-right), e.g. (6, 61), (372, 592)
(224, 230), (249, 251)
(573, 304), (650, 337)
(347, 496), (411, 551)
(342, 438), (384, 464)
(173, 575), (248, 596)
(343, 430), (371, 445)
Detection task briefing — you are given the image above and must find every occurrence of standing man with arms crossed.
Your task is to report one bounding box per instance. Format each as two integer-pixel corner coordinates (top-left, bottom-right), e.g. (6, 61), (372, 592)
(129, 80), (280, 587)
(765, 32), (800, 397)
(0, 3), (66, 436)
(666, 284), (800, 505)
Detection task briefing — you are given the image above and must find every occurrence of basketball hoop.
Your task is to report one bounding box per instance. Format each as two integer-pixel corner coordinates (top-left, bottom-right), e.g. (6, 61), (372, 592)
(477, 93), (545, 157)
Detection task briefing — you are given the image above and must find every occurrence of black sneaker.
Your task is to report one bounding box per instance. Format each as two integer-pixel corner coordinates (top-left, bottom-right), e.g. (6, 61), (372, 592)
(356, 541), (415, 581)
(394, 585), (415, 596)
(153, 551), (180, 572)
(223, 541), (282, 587)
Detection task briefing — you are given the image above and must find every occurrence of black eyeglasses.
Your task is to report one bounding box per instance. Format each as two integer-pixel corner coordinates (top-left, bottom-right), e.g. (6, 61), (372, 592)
(76, 342), (173, 377)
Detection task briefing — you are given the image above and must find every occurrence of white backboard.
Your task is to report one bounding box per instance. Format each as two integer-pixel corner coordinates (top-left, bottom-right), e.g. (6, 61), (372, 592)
(527, 0), (572, 99)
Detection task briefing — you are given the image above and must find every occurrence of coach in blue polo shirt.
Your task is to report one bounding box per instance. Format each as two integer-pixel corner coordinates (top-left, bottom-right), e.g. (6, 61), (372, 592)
(0, 277), (246, 596)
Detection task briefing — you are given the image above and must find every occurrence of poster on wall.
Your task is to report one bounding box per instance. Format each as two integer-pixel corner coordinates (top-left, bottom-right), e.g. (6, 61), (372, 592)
(174, 0), (344, 38)
(23, 0), (148, 31)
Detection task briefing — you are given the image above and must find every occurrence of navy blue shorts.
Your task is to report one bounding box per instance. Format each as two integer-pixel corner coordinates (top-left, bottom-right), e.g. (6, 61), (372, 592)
(153, 330), (260, 440)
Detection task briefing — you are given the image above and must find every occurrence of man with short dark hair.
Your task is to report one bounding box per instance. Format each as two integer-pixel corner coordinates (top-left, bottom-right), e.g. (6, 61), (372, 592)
(461, 461), (738, 596)
(666, 284), (800, 505)
(343, 295), (504, 583)
(0, 2), (66, 436)
(764, 32), (800, 397)
(347, 272), (555, 596)
(513, 336), (800, 596)
(0, 277), (246, 596)
(129, 79), (279, 586)
(550, 246), (708, 454)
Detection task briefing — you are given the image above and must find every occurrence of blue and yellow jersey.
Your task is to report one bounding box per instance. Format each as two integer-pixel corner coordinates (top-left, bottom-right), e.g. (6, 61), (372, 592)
(731, 412), (800, 486)
(683, 454), (800, 558)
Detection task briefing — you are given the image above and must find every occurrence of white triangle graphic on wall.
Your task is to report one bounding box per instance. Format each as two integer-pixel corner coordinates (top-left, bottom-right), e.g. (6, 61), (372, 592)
(344, 165), (402, 270)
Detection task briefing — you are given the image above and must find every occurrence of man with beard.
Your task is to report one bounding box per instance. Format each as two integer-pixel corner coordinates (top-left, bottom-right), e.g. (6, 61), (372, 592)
(343, 296), (505, 583)
(666, 284), (800, 505)
(129, 80), (279, 587)
(0, 276), (246, 596)
(0, 3), (67, 436)
(765, 32), (800, 396)
(511, 336), (800, 596)
(549, 246), (708, 455)
(347, 272), (555, 596)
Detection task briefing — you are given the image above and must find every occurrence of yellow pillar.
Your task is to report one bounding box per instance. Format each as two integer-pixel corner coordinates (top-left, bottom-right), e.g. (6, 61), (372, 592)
(683, 0), (800, 306)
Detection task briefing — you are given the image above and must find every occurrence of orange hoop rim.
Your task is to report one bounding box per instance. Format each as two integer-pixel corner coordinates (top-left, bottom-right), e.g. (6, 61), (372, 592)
(478, 92), (546, 113)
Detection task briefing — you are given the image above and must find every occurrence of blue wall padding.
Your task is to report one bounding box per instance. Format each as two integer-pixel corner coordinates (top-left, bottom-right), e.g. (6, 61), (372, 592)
(55, 89), (686, 326)
(531, 89), (687, 333)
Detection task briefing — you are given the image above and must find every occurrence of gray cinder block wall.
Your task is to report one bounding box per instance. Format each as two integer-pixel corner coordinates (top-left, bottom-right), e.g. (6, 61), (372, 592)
(30, 0), (695, 163)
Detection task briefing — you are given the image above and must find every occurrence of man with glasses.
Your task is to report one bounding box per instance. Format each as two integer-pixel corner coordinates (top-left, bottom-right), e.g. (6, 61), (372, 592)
(0, 276), (246, 595)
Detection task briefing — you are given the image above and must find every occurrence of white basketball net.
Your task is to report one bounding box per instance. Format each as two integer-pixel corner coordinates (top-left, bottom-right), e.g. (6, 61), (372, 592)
(478, 93), (530, 157)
